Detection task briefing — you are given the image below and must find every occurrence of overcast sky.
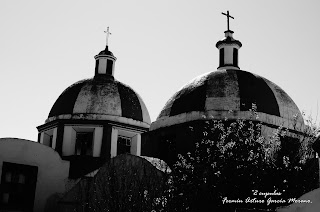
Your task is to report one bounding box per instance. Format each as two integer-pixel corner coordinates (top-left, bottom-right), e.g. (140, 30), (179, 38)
(1, 0), (320, 141)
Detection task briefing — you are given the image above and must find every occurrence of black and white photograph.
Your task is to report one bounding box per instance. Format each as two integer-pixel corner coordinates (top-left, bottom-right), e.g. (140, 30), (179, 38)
(1, 1), (320, 211)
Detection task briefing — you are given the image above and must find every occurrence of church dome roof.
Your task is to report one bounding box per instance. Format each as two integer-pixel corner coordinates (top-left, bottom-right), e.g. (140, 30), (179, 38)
(98, 49), (114, 56)
(46, 77), (151, 127)
(151, 69), (304, 131)
(216, 32), (242, 48)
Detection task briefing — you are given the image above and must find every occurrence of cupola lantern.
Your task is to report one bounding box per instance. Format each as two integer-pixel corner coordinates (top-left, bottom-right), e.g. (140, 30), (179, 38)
(216, 11), (242, 70)
(94, 27), (117, 79)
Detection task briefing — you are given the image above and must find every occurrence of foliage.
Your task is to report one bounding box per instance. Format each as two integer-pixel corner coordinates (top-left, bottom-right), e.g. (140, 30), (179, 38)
(86, 154), (166, 212)
(158, 106), (319, 212)
(81, 106), (319, 212)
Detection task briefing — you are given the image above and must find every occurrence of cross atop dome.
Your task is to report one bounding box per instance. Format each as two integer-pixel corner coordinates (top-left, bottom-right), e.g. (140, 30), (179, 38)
(94, 28), (117, 79)
(104, 27), (112, 46)
(222, 10), (234, 32)
(216, 11), (242, 70)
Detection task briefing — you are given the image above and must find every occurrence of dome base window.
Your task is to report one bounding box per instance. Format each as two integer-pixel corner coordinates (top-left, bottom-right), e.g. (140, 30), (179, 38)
(110, 127), (142, 157)
(117, 136), (131, 155)
(40, 128), (57, 148)
(75, 132), (93, 156)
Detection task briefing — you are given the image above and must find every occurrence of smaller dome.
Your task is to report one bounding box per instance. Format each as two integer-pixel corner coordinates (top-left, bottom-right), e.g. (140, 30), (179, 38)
(98, 48), (114, 56)
(47, 77), (151, 127)
(216, 34), (242, 48)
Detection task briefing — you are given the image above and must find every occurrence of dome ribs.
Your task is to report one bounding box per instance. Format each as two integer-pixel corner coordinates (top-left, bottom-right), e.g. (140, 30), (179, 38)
(117, 82), (143, 121)
(235, 70), (280, 116)
(205, 70), (240, 111)
(80, 81), (121, 116)
(152, 70), (304, 131)
(49, 81), (86, 117)
(46, 78), (149, 125)
(207, 71), (226, 97)
(169, 79), (207, 116)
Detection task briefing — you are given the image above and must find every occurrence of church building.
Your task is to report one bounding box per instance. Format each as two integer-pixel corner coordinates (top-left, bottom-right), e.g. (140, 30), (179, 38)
(0, 13), (318, 212)
(0, 39), (151, 211)
(36, 44), (151, 179)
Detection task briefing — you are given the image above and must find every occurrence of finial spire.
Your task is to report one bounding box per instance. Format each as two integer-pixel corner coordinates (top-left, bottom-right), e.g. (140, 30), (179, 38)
(222, 10), (234, 31)
(104, 27), (112, 46)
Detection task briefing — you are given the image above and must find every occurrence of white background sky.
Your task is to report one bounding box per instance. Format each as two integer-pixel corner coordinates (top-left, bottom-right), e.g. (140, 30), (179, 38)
(1, 0), (320, 141)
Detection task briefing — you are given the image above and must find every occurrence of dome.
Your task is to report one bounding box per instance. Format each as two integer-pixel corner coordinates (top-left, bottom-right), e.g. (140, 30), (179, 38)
(47, 77), (151, 126)
(98, 49), (114, 56)
(151, 69), (304, 131)
(216, 33), (242, 48)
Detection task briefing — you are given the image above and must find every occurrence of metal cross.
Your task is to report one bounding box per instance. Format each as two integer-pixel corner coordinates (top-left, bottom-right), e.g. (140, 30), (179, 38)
(104, 27), (112, 46)
(222, 11), (234, 31)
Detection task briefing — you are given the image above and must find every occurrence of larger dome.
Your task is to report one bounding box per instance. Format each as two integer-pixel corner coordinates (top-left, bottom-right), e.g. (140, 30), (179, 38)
(151, 69), (304, 131)
(47, 77), (151, 127)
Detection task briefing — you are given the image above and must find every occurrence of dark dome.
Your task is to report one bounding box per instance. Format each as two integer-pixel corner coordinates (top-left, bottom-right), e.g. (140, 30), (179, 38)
(47, 77), (151, 127)
(98, 49), (114, 56)
(216, 34), (242, 48)
(151, 69), (304, 130)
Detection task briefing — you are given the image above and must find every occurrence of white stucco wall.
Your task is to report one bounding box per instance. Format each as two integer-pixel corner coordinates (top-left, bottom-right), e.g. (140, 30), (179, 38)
(93, 127), (103, 157)
(110, 127), (118, 157)
(52, 128), (57, 149)
(0, 138), (70, 212)
(131, 134), (141, 156)
(63, 126), (76, 156)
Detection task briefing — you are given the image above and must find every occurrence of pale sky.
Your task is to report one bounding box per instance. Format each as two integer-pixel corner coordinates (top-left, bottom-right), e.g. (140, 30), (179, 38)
(1, 0), (320, 141)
